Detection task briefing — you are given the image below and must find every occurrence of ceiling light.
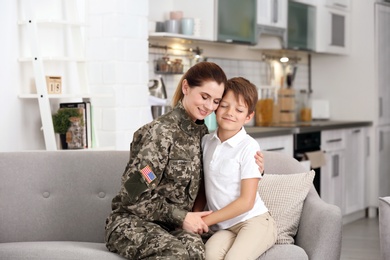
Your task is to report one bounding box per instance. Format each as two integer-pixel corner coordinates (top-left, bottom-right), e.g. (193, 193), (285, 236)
(280, 56), (289, 63)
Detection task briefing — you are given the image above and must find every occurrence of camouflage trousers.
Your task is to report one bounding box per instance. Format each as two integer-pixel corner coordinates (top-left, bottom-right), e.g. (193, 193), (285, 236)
(105, 215), (205, 260)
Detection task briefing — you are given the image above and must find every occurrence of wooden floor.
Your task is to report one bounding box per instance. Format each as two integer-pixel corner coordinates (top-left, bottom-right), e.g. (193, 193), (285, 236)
(340, 217), (381, 260)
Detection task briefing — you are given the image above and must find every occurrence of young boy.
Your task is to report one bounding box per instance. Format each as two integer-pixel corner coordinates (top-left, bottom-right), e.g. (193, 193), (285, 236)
(200, 77), (277, 259)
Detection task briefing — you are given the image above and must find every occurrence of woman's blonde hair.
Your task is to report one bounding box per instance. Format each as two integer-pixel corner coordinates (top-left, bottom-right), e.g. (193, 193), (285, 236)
(171, 62), (227, 107)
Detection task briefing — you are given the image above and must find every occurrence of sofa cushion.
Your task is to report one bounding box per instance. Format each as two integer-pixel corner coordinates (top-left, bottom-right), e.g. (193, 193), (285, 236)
(0, 241), (126, 260)
(258, 170), (315, 244)
(257, 244), (308, 260)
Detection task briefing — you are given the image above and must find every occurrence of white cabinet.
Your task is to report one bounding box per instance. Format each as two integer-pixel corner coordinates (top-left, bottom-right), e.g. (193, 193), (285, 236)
(257, 0), (288, 29)
(378, 126), (390, 197)
(321, 129), (345, 213)
(344, 127), (367, 215)
(322, 127), (368, 218)
(315, 4), (351, 55)
(255, 134), (293, 157)
(377, 4), (390, 125)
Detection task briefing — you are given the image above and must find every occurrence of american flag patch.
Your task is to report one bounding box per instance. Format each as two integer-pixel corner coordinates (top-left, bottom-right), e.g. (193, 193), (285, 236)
(140, 165), (156, 184)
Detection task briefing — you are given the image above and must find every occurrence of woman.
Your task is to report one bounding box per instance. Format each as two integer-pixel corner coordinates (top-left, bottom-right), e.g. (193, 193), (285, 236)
(105, 62), (263, 260)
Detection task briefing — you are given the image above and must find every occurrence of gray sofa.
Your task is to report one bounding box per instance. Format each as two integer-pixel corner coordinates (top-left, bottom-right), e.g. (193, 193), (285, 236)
(0, 150), (342, 260)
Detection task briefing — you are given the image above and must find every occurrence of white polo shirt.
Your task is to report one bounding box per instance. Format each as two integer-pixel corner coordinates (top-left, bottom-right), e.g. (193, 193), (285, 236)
(202, 127), (268, 231)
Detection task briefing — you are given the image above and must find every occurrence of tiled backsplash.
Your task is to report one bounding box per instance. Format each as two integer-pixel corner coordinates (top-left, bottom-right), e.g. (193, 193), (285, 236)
(149, 52), (309, 103)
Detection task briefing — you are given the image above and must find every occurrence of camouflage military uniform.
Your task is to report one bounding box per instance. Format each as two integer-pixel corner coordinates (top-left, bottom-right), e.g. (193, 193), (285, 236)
(105, 101), (209, 260)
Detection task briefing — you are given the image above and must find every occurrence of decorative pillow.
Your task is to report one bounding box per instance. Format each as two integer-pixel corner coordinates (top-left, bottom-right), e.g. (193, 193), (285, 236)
(258, 170), (315, 244)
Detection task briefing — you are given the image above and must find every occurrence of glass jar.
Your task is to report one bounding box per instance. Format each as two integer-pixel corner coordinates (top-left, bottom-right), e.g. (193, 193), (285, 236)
(66, 117), (84, 149)
(298, 89), (312, 122)
(255, 88), (275, 126)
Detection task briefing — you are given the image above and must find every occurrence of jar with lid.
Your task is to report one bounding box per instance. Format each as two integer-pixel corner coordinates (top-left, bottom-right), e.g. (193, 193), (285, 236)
(156, 56), (171, 73)
(255, 87), (275, 126)
(298, 89), (312, 122)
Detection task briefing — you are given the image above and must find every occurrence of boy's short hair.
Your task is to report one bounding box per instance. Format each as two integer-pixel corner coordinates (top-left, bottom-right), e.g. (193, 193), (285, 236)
(225, 77), (258, 114)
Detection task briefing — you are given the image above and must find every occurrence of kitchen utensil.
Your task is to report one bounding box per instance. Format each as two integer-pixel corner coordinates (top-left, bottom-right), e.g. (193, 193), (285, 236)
(165, 19), (180, 34)
(148, 76), (167, 99)
(170, 11), (183, 20)
(181, 18), (194, 35)
(151, 105), (172, 119)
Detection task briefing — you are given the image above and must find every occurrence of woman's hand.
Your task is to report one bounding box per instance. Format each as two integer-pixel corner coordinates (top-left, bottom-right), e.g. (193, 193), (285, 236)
(182, 211), (212, 234)
(255, 151), (264, 175)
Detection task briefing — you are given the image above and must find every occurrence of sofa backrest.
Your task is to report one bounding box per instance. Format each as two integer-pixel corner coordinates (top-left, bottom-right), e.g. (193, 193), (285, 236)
(0, 150), (129, 243)
(0, 150), (309, 244)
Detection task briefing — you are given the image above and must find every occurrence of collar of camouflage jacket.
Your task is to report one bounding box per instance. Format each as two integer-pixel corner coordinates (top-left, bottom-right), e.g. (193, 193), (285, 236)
(174, 101), (207, 135)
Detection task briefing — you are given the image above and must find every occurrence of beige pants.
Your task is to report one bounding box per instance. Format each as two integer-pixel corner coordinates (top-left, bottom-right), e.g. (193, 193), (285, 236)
(205, 212), (277, 260)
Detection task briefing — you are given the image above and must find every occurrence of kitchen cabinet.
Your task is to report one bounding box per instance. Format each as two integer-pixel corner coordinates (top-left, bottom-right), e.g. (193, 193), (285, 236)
(315, 3), (351, 55)
(311, 2), (390, 216)
(255, 134), (293, 157)
(149, 0), (257, 45)
(287, 0), (350, 54)
(287, 0), (316, 51)
(217, 0), (257, 44)
(378, 126), (390, 197)
(257, 0), (288, 29)
(377, 4), (390, 125)
(344, 127), (367, 215)
(321, 129), (345, 213)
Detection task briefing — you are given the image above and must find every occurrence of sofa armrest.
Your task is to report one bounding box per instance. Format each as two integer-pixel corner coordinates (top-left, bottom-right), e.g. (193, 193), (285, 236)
(295, 188), (342, 260)
(379, 196), (390, 260)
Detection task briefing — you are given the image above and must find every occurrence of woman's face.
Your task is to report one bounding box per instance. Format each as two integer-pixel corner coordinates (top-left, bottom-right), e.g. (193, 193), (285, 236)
(182, 79), (225, 121)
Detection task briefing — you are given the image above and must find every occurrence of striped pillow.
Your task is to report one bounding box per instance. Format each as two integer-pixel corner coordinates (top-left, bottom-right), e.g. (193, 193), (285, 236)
(258, 170), (315, 244)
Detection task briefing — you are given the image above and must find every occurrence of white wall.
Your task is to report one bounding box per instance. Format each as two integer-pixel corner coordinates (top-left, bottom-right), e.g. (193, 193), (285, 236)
(0, 0), (151, 151)
(85, 0), (151, 150)
(0, 0), (46, 151)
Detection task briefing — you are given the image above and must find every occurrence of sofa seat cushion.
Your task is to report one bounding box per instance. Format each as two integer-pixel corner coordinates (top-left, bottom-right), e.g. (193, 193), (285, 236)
(258, 244), (308, 260)
(0, 241), (125, 260)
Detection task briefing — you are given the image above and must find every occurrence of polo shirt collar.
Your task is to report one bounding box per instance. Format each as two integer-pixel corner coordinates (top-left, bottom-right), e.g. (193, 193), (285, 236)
(212, 127), (247, 147)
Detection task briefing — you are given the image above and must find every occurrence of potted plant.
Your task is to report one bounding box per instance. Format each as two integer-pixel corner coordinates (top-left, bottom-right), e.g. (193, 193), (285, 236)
(52, 108), (83, 149)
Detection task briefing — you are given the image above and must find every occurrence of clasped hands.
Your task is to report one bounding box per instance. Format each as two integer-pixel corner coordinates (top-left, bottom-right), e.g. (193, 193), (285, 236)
(182, 211), (212, 234)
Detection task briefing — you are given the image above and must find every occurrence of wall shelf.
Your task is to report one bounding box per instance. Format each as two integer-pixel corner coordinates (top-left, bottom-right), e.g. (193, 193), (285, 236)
(18, 93), (112, 99)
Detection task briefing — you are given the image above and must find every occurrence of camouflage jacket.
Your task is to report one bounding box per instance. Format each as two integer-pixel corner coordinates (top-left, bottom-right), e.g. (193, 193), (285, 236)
(107, 101), (209, 231)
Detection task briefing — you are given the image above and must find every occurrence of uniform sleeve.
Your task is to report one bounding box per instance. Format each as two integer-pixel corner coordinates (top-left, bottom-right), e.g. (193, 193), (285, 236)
(121, 123), (188, 227)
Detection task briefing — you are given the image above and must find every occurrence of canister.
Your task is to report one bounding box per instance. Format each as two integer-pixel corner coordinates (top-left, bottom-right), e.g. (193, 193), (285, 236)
(255, 87), (275, 126)
(298, 89), (312, 122)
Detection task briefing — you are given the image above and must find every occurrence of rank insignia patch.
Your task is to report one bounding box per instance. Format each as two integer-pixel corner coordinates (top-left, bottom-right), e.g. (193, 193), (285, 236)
(140, 165), (156, 184)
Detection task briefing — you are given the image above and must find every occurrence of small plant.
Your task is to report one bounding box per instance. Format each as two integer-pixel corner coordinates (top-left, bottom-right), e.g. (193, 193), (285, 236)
(52, 108), (83, 134)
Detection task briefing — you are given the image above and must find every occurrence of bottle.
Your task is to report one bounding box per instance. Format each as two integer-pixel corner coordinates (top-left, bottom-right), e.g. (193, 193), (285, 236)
(299, 90), (312, 122)
(255, 87), (275, 126)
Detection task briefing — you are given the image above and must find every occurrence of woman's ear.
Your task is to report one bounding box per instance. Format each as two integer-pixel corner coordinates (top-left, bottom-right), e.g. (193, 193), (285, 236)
(182, 79), (189, 95)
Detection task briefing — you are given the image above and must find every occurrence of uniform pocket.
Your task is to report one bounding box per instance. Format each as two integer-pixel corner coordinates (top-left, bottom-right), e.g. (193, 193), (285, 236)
(165, 159), (192, 183)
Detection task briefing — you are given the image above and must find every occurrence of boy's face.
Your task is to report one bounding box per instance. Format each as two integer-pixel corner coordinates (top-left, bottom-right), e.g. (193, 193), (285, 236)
(216, 90), (254, 132)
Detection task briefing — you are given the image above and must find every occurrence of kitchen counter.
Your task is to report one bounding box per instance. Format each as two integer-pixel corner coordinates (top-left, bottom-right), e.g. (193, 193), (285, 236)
(246, 120), (373, 138)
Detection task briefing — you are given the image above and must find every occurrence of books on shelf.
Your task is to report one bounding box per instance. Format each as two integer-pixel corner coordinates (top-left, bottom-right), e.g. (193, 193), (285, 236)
(59, 101), (92, 149)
